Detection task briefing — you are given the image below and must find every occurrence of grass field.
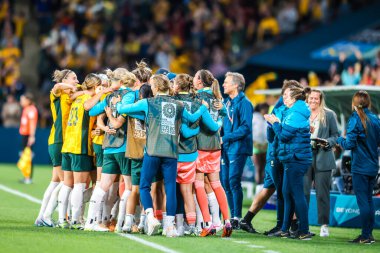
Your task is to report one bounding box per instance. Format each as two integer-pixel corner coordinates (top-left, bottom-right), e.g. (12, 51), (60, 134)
(0, 164), (379, 253)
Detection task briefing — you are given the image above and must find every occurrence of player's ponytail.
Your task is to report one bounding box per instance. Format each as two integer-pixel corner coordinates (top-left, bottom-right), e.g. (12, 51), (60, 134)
(52, 69), (72, 82)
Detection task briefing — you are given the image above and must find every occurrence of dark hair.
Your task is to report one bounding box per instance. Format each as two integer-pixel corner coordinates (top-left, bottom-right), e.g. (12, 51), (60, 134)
(352, 90), (371, 134)
(139, 84), (153, 99)
(281, 80), (304, 95)
(132, 60), (152, 83)
(22, 92), (35, 103)
(197, 69), (222, 100)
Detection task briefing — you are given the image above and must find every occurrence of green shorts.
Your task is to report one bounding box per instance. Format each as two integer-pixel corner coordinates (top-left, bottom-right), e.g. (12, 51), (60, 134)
(62, 153), (95, 172)
(102, 152), (130, 175)
(48, 143), (62, 167)
(152, 170), (163, 183)
(93, 143), (104, 168)
(130, 159), (142, 186)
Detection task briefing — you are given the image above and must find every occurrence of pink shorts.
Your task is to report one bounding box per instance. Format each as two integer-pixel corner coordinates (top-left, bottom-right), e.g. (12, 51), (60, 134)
(177, 161), (196, 184)
(196, 150), (221, 174)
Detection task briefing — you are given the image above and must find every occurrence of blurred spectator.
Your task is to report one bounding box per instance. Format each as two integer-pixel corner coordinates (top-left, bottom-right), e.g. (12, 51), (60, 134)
(1, 94), (20, 127)
(277, 1), (298, 35)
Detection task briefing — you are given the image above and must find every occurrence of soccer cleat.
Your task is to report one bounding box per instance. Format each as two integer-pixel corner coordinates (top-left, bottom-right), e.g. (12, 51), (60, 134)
(165, 225), (178, 238)
(239, 220), (258, 234)
(320, 225), (329, 237)
(122, 215), (133, 233)
(84, 223), (110, 232)
(19, 178), (33, 184)
(222, 222), (233, 238)
(131, 225), (139, 233)
(213, 223), (224, 233)
(349, 235), (374, 244)
(370, 235), (375, 243)
(56, 220), (70, 229)
(199, 225), (216, 237)
(265, 226), (282, 236)
(108, 219), (116, 232)
(41, 218), (55, 227)
(230, 219), (240, 230)
(184, 225), (199, 236)
(146, 215), (161, 236)
(34, 218), (44, 227)
(70, 221), (84, 230)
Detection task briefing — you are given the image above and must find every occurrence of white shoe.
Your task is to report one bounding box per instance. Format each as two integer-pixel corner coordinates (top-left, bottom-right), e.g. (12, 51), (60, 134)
(84, 223), (109, 232)
(320, 225), (329, 237)
(34, 218), (44, 227)
(41, 218), (55, 227)
(146, 215), (161, 236)
(165, 225), (178, 238)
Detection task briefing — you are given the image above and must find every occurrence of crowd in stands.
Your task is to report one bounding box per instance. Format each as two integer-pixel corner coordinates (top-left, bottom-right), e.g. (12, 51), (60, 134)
(0, 0), (377, 127)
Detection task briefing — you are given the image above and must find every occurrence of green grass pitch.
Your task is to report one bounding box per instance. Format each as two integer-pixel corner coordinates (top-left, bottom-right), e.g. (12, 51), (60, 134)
(0, 164), (379, 253)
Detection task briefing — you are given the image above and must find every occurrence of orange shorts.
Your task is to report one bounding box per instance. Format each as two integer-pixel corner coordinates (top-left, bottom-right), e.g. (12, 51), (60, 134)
(196, 150), (221, 174)
(177, 161), (196, 184)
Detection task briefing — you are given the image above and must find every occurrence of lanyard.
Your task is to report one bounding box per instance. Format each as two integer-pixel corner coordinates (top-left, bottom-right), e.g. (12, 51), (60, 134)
(226, 100), (233, 124)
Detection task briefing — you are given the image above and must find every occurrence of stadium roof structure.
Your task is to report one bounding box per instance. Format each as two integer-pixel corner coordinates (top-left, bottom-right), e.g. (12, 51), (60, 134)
(254, 85), (380, 129)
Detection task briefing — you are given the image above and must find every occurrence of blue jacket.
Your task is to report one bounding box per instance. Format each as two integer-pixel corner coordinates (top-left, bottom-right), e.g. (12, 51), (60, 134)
(272, 100), (312, 165)
(337, 109), (380, 177)
(267, 97), (286, 162)
(222, 92), (254, 155)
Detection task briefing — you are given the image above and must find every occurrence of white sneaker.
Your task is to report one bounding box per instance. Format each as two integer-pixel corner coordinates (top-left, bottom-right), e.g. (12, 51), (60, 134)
(320, 225), (329, 237)
(165, 225), (178, 238)
(213, 223), (224, 233)
(146, 215), (161, 236)
(34, 218), (44, 227)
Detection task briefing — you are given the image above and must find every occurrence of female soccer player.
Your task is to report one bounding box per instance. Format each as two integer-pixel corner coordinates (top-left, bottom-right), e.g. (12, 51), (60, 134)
(37, 69), (78, 227)
(84, 68), (139, 232)
(57, 73), (103, 229)
(116, 74), (208, 237)
(172, 73), (222, 236)
(192, 69), (232, 237)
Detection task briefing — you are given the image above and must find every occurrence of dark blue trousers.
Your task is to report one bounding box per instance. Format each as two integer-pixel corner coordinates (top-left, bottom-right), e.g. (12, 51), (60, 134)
(140, 154), (178, 216)
(282, 162), (310, 234)
(268, 159), (284, 228)
(352, 173), (376, 239)
(221, 151), (248, 218)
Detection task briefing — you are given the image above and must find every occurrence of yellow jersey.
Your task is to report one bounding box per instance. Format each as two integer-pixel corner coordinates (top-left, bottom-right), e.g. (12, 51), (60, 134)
(62, 94), (95, 155)
(48, 92), (72, 145)
(92, 93), (108, 145)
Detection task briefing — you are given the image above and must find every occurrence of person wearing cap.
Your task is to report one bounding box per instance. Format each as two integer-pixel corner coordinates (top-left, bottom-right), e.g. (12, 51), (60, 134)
(19, 92), (38, 184)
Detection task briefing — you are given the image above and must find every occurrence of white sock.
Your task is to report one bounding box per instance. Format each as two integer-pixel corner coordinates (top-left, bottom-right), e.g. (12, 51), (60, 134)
(194, 194), (203, 229)
(145, 208), (154, 219)
(165, 215), (175, 229)
(103, 182), (119, 223)
(124, 214), (134, 228)
(58, 185), (72, 223)
(207, 192), (221, 226)
(86, 186), (106, 225)
(37, 181), (59, 220)
(176, 213), (184, 230)
(117, 190), (131, 227)
(83, 187), (93, 203)
(43, 182), (63, 220)
(139, 214), (146, 228)
(111, 198), (120, 221)
(71, 183), (86, 223)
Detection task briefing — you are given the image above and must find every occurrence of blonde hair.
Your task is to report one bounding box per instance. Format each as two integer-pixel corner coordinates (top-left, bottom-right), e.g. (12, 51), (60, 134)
(308, 89), (331, 126)
(105, 68), (137, 88)
(225, 72), (245, 91)
(198, 69), (222, 100)
(52, 69), (73, 82)
(151, 74), (171, 93)
(97, 73), (110, 87)
(175, 74), (194, 94)
(132, 60), (152, 83)
(80, 73), (101, 90)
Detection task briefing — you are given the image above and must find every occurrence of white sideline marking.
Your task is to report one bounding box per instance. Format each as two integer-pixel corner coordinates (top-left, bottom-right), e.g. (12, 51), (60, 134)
(118, 233), (180, 253)
(0, 183), (180, 253)
(263, 250), (280, 253)
(247, 245), (265, 249)
(0, 184), (42, 204)
(232, 240), (250, 244)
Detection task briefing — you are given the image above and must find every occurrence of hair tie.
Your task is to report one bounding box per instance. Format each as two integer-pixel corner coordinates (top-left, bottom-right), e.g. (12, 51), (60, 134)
(358, 104), (362, 108)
